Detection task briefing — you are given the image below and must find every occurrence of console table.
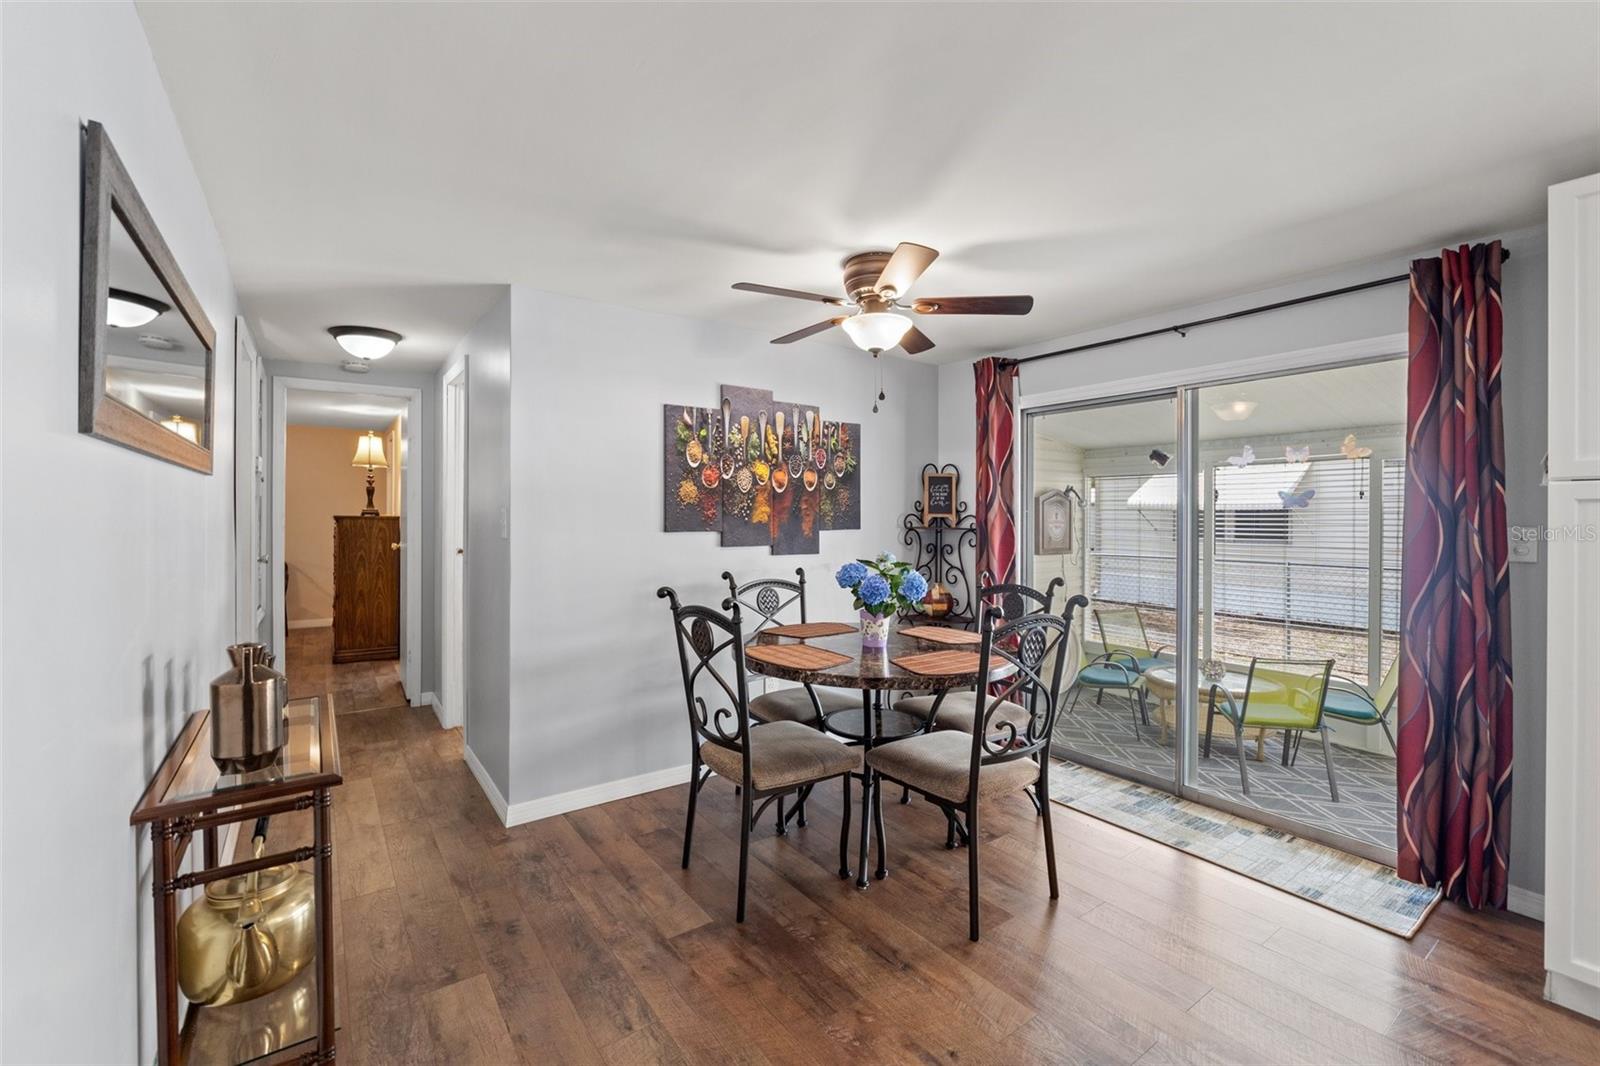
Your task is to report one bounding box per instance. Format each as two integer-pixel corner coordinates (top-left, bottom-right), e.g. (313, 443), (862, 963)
(131, 696), (342, 1065)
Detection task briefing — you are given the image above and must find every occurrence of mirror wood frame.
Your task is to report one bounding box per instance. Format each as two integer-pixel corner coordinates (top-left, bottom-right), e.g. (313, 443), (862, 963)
(79, 120), (216, 474)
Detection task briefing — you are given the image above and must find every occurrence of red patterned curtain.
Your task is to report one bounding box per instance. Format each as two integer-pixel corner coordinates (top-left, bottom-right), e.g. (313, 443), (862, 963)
(1397, 241), (1513, 909)
(974, 358), (1020, 589)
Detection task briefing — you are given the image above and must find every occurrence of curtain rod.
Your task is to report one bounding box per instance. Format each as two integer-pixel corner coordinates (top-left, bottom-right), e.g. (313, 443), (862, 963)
(1012, 247), (1511, 366)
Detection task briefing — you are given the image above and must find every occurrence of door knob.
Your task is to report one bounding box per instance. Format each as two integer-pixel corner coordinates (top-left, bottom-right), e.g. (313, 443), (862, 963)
(390, 542), (402, 551)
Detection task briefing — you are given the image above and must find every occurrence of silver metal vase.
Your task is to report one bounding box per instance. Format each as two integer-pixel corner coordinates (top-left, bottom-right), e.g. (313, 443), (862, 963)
(210, 643), (288, 773)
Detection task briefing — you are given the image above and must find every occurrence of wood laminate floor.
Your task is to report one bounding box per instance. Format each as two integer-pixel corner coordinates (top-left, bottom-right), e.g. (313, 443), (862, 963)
(285, 626), (406, 711)
(257, 703), (1598, 1065)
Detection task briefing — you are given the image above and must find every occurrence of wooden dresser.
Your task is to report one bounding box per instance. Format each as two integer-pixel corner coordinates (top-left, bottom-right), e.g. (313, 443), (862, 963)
(332, 514), (400, 663)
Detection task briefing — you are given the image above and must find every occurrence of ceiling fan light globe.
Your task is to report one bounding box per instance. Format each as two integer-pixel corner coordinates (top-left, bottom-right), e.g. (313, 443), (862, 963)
(841, 311), (911, 353)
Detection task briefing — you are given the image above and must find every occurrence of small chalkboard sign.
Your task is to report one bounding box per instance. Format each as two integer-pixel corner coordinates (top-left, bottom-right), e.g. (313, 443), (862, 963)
(922, 468), (959, 523)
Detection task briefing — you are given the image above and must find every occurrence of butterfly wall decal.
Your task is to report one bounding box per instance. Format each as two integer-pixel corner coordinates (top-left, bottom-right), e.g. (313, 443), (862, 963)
(1279, 488), (1316, 510)
(1284, 445), (1310, 462)
(1341, 434), (1372, 459)
(1227, 444), (1255, 468)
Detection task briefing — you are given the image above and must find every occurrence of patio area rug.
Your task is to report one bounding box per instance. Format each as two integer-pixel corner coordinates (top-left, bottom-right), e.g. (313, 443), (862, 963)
(1049, 760), (1441, 937)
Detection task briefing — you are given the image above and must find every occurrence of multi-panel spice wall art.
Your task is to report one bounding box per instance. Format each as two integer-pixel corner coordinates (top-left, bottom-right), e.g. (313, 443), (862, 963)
(663, 383), (861, 555)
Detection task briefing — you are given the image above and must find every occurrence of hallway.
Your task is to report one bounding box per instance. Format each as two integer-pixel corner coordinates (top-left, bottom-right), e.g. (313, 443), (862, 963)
(284, 626), (406, 712)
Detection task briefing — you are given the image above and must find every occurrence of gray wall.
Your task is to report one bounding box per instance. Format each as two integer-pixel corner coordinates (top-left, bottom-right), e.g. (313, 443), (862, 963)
(455, 293), (513, 797)
(500, 287), (940, 807)
(938, 223), (1552, 896)
(2, 3), (240, 1060)
(261, 359), (442, 697)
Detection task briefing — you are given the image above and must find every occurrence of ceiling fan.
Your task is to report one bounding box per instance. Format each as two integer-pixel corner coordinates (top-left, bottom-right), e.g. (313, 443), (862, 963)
(732, 242), (1034, 358)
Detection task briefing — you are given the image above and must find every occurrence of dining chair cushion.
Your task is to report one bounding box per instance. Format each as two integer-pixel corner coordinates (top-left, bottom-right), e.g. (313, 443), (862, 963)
(700, 721), (860, 791)
(1075, 663), (1143, 687)
(749, 685), (859, 724)
(893, 692), (1031, 735)
(864, 731), (1038, 804)
(1321, 688), (1382, 722)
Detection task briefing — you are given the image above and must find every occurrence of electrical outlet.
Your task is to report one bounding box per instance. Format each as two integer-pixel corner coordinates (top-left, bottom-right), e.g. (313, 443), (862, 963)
(1509, 527), (1539, 564)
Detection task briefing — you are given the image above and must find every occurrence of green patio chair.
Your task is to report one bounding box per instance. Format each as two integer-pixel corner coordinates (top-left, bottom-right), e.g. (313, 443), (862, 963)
(1203, 657), (1338, 801)
(1319, 658), (1399, 754)
(1066, 604), (1170, 737)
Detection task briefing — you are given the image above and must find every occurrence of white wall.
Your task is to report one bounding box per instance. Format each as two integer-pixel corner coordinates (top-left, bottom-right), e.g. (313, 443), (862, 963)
(937, 223), (1551, 896)
(447, 292), (513, 800)
(1, 3), (239, 1061)
(498, 288), (938, 810)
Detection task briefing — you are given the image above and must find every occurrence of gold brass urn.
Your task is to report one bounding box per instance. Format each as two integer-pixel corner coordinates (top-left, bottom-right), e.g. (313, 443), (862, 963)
(177, 833), (315, 1006)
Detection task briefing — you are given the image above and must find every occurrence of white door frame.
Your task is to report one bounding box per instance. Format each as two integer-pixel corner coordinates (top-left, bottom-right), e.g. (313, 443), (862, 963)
(439, 363), (467, 729)
(271, 374), (424, 704)
(233, 318), (262, 641)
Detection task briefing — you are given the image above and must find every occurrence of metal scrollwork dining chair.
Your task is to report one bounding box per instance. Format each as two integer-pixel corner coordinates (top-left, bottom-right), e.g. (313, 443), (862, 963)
(867, 594), (1087, 941)
(892, 578), (1066, 816)
(723, 569), (859, 727)
(893, 577), (1065, 733)
(658, 588), (860, 923)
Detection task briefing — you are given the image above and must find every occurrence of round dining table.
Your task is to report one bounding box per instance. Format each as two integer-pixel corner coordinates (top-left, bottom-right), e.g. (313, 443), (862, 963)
(745, 625), (1010, 889)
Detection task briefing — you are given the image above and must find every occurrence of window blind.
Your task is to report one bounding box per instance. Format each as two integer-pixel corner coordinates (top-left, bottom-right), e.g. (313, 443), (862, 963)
(1209, 457), (1373, 680)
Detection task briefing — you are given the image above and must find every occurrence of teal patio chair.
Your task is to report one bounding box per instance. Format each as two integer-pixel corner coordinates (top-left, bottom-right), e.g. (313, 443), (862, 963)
(1318, 658), (1399, 754)
(1066, 604), (1170, 738)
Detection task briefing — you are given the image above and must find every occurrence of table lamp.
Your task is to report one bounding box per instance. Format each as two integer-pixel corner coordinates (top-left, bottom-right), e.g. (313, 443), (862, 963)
(351, 431), (388, 516)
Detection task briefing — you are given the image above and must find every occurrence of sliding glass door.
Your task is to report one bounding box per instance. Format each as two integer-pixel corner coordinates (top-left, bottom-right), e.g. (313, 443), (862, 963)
(1025, 392), (1179, 789)
(1024, 357), (1406, 863)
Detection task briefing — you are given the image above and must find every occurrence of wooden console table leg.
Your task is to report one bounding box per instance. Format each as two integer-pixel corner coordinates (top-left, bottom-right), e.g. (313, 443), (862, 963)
(151, 820), (180, 1066)
(313, 787), (336, 1060)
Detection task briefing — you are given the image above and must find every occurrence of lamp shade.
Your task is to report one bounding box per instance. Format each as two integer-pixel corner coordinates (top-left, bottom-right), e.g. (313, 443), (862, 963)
(160, 414), (199, 444)
(351, 431), (388, 469)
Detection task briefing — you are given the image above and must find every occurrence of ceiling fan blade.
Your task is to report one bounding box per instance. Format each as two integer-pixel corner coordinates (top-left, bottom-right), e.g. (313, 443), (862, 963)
(873, 242), (939, 298)
(733, 282), (844, 306)
(899, 325), (936, 355)
(771, 318), (844, 344)
(910, 295), (1034, 316)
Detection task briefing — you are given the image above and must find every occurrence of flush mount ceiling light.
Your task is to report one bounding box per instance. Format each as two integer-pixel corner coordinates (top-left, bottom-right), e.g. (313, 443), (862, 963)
(106, 288), (171, 328)
(840, 311), (912, 354)
(328, 326), (402, 361)
(1211, 399), (1259, 422)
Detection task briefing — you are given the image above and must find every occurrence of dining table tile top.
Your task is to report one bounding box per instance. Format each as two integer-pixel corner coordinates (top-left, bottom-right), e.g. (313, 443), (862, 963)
(891, 650), (984, 677)
(744, 643), (854, 671)
(763, 621), (859, 639)
(896, 624), (983, 646)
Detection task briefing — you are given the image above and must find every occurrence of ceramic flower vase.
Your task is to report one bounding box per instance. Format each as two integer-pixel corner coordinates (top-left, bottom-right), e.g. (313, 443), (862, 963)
(860, 609), (890, 650)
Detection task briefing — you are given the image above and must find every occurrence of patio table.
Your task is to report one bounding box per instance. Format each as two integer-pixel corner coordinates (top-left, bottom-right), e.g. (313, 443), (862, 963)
(1141, 665), (1272, 761)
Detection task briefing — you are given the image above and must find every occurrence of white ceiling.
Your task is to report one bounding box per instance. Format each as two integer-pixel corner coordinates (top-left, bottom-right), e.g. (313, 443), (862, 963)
(138, 3), (1600, 368)
(1034, 359), (1408, 449)
(285, 388), (408, 431)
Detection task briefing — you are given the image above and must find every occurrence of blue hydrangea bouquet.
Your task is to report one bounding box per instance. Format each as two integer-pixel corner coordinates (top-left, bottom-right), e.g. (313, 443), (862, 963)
(835, 553), (929, 649)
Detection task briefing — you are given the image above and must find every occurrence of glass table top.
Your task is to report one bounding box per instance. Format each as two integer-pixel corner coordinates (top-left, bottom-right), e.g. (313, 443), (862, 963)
(137, 697), (334, 820)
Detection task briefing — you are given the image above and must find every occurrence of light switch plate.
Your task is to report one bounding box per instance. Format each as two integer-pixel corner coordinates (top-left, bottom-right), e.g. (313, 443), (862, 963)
(1509, 527), (1539, 563)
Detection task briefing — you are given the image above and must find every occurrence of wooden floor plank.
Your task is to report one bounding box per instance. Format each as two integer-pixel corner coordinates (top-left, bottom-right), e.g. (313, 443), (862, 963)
(314, 706), (1598, 1066)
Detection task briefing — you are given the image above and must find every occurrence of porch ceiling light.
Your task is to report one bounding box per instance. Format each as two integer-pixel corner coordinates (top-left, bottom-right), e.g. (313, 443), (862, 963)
(1211, 399), (1258, 422)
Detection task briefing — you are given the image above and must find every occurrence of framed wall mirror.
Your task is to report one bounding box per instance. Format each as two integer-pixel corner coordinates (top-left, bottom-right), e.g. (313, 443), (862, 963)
(79, 120), (215, 474)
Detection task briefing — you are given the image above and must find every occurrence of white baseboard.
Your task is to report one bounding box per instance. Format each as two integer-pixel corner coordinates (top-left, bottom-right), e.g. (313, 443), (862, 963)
(287, 618), (332, 630)
(501, 764), (691, 828)
(1508, 885), (1546, 921)
(417, 691), (460, 729)
(462, 743), (510, 824)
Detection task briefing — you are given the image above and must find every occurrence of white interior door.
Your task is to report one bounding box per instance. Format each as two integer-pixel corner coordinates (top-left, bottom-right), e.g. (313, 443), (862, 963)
(442, 367), (467, 728)
(234, 318), (269, 644)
